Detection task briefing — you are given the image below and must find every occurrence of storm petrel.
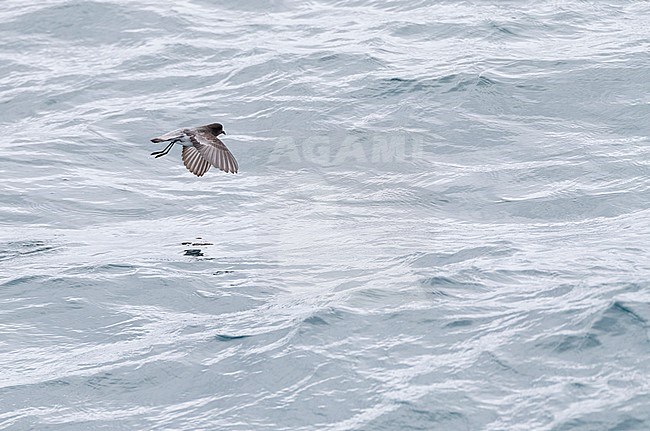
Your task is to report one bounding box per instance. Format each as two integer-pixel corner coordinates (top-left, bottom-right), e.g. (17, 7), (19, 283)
(151, 123), (238, 176)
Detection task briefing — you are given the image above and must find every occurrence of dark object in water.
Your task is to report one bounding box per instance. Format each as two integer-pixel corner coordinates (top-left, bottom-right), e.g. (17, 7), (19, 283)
(215, 334), (249, 341)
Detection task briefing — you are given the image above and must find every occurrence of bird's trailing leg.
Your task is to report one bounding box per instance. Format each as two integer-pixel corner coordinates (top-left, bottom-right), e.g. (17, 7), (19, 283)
(151, 141), (175, 158)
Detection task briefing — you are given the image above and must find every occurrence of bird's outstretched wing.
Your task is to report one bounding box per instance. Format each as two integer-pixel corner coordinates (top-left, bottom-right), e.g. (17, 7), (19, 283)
(189, 129), (238, 174)
(182, 146), (211, 177)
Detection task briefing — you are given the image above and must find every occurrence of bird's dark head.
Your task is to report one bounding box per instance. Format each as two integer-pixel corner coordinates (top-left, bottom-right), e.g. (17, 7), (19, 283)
(207, 123), (226, 136)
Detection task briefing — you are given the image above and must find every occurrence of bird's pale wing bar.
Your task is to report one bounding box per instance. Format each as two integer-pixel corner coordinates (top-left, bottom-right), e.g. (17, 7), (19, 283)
(151, 128), (185, 143)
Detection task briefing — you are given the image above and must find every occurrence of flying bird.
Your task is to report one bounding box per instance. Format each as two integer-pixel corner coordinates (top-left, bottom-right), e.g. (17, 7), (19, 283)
(151, 123), (238, 176)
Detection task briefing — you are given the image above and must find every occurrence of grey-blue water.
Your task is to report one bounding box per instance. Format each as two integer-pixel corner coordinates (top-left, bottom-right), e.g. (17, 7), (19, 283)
(1, 1), (649, 429)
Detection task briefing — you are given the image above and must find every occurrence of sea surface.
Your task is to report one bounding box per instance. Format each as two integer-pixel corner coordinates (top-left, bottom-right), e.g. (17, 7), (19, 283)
(1, 1), (649, 430)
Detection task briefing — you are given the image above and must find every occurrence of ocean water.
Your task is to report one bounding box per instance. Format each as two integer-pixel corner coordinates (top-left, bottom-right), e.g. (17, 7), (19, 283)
(1, 0), (649, 429)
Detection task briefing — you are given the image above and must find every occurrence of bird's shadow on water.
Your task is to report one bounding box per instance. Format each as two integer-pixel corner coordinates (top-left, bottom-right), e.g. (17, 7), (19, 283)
(150, 238), (280, 274)
(181, 237), (214, 258)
